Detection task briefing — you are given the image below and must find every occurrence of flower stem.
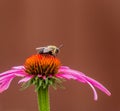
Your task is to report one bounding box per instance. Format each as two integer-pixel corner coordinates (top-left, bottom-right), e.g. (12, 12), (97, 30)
(37, 87), (50, 111)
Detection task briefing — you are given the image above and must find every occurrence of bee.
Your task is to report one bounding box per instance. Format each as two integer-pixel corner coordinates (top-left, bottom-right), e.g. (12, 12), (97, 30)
(36, 45), (63, 56)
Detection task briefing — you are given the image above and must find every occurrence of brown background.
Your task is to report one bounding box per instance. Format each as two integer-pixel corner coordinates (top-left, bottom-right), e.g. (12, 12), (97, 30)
(0, 0), (120, 111)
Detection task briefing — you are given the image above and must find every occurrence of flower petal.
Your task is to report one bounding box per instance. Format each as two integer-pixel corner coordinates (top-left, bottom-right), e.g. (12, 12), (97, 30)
(58, 68), (86, 83)
(59, 66), (70, 69)
(12, 66), (25, 70)
(57, 66), (111, 100)
(0, 70), (18, 76)
(84, 76), (111, 96)
(86, 81), (98, 101)
(18, 75), (33, 84)
(0, 75), (15, 93)
(0, 65), (27, 93)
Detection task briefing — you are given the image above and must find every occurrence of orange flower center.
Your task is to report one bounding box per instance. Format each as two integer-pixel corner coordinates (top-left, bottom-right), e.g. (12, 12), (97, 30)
(24, 54), (61, 77)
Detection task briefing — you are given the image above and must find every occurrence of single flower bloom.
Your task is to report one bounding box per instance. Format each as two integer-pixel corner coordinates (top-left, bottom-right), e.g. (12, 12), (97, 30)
(0, 54), (111, 100)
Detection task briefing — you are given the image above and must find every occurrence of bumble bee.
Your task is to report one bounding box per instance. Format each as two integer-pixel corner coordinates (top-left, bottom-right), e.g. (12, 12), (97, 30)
(36, 45), (63, 56)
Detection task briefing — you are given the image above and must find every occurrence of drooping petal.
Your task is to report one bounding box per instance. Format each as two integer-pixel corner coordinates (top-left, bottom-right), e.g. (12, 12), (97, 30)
(0, 66), (27, 93)
(0, 75), (15, 93)
(57, 66), (86, 83)
(0, 66), (26, 77)
(12, 66), (28, 77)
(18, 75), (34, 84)
(86, 81), (98, 101)
(12, 66), (25, 70)
(0, 74), (15, 82)
(84, 76), (111, 96)
(57, 66), (111, 100)
(0, 70), (18, 76)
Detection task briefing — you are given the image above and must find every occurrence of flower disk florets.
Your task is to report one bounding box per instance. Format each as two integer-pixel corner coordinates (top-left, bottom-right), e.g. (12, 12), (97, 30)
(23, 54), (61, 90)
(24, 54), (61, 77)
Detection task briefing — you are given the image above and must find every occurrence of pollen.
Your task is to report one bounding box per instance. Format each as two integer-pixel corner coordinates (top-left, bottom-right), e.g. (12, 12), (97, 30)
(24, 54), (61, 77)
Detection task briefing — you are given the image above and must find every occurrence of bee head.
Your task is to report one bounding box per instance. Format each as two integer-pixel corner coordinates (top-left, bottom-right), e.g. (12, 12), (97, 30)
(47, 46), (59, 56)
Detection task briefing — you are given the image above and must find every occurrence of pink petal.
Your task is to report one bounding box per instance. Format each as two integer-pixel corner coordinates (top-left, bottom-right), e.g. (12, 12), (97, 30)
(12, 66), (25, 70)
(14, 71), (28, 77)
(56, 73), (78, 80)
(0, 65), (27, 93)
(0, 75), (15, 93)
(86, 81), (98, 101)
(18, 75), (33, 83)
(58, 68), (86, 83)
(85, 76), (111, 96)
(57, 66), (111, 100)
(60, 66), (70, 69)
(0, 74), (15, 81)
(0, 70), (18, 76)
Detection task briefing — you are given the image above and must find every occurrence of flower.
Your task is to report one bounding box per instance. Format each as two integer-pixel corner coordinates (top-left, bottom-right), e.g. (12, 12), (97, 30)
(0, 54), (111, 100)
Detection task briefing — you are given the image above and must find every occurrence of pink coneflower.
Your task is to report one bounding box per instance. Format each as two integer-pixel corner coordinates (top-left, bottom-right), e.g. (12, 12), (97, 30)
(0, 47), (111, 111)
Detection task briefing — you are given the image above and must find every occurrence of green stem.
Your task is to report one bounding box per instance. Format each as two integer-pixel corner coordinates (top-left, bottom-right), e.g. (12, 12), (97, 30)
(37, 87), (50, 111)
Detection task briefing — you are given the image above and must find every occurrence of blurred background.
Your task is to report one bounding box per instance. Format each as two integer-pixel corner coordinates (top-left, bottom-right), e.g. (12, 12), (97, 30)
(0, 0), (119, 111)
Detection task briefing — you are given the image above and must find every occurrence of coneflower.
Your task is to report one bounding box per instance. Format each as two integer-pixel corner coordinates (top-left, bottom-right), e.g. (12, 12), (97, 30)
(0, 45), (111, 111)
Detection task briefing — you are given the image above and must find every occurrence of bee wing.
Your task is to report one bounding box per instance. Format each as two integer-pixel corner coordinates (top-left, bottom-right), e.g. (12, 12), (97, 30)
(43, 47), (53, 53)
(36, 47), (46, 53)
(36, 47), (45, 51)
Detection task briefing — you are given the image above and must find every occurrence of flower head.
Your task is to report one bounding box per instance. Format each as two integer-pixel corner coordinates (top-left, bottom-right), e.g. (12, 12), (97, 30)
(0, 51), (111, 100)
(24, 54), (61, 76)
